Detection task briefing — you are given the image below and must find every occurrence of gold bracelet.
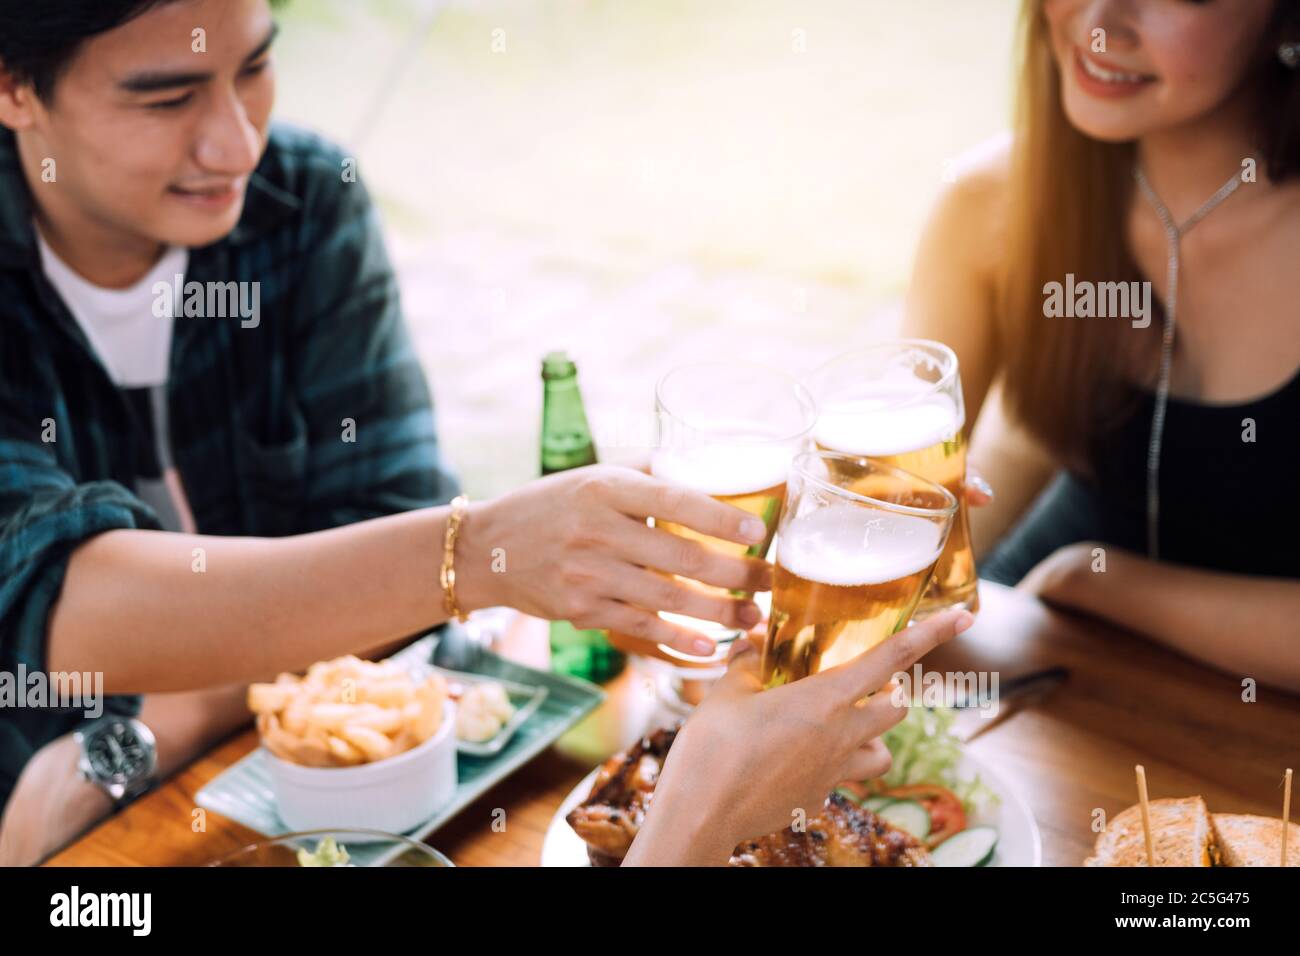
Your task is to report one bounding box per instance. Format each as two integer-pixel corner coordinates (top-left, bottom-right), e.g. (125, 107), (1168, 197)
(440, 495), (470, 622)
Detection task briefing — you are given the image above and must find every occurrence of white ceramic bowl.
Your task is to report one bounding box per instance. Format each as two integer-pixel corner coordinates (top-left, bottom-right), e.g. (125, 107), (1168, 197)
(264, 700), (457, 834)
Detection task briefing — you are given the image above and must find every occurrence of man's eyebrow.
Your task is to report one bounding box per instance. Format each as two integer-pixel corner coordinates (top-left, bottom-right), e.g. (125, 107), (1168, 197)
(119, 68), (211, 93)
(244, 22), (280, 65)
(118, 22), (279, 94)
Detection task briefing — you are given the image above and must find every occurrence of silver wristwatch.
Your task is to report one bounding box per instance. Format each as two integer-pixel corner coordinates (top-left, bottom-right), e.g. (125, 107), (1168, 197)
(74, 717), (158, 807)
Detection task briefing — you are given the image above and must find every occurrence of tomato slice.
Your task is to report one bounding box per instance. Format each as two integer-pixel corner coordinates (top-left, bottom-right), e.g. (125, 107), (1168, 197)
(834, 780), (875, 803)
(882, 784), (966, 846)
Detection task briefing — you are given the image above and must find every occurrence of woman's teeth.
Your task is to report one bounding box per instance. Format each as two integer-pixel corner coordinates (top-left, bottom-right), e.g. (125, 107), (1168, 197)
(1080, 54), (1147, 84)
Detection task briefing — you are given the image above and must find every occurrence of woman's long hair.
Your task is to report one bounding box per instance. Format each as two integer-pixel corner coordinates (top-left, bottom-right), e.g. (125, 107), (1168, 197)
(996, 0), (1300, 474)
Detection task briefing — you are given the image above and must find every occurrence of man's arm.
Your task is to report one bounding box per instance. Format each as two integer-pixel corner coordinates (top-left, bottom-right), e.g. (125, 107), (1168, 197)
(0, 683), (251, 866)
(1021, 542), (1300, 693)
(0, 356), (468, 695)
(48, 509), (458, 694)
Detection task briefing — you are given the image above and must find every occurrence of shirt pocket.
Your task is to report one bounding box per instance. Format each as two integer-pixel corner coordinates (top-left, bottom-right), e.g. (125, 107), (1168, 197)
(235, 405), (308, 537)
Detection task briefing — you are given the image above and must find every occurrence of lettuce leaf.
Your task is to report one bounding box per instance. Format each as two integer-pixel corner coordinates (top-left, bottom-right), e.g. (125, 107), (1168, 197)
(879, 706), (998, 814)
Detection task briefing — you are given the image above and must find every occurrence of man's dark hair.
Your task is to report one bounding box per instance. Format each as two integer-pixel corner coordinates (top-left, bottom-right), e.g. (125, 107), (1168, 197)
(0, 1), (184, 100)
(0, 0), (285, 102)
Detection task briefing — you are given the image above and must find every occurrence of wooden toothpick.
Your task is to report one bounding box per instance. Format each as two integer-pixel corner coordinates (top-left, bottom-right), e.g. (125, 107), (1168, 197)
(1283, 768), (1293, 868)
(1136, 764), (1154, 867)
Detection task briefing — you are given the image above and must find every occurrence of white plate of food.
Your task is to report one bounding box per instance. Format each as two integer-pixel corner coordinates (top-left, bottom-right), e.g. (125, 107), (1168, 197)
(540, 709), (1042, 867)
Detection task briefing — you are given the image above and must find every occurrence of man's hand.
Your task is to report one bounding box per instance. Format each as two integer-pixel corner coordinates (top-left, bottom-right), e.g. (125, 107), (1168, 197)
(458, 464), (773, 660)
(0, 733), (111, 866)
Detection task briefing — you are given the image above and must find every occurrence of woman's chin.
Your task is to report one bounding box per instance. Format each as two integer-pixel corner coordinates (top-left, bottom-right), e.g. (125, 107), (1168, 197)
(1060, 93), (1150, 144)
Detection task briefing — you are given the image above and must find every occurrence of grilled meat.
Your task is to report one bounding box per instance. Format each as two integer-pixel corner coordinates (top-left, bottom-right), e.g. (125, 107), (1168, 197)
(566, 727), (931, 866)
(565, 727), (676, 860)
(729, 792), (932, 866)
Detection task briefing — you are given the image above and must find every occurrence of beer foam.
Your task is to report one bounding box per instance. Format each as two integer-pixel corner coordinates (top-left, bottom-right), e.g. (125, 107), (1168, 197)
(778, 502), (943, 586)
(651, 436), (793, 497)
(814, 388), (960, 457)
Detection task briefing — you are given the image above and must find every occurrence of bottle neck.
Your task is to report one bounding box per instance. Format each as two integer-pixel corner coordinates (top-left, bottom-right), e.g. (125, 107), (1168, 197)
(541, 377), (597, 474)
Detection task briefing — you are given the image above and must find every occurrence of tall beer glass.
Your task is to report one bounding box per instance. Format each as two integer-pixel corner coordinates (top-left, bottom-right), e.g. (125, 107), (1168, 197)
(649, 362), (817, 664)
(806, 340), (978, 616)
(762, 451), (956, 688)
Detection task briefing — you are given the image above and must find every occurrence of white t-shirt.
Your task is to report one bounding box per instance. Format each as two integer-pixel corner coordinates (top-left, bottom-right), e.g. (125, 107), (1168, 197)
(36, 230), (196, 532)
(36, 231), (186, 388)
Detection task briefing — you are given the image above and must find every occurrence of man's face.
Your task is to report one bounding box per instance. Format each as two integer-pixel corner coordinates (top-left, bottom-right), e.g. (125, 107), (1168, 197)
(21, 0), (277, 250)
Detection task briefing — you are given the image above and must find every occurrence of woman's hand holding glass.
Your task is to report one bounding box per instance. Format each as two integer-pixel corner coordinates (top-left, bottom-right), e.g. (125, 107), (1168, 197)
(623, 608), (975, 865)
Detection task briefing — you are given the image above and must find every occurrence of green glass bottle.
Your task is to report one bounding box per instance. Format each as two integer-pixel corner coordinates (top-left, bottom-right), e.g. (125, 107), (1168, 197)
(541, 351), (626, 683)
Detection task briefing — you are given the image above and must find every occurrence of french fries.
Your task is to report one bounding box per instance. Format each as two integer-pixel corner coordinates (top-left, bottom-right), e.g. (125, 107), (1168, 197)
(248, 656), (448, 768)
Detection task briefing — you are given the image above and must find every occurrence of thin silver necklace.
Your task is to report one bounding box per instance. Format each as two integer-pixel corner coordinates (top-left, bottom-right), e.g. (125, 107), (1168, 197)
(1133, 162), (1246, 560)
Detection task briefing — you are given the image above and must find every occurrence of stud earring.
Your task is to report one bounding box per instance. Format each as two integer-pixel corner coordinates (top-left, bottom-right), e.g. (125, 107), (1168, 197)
(1280, 41), (1300, 69)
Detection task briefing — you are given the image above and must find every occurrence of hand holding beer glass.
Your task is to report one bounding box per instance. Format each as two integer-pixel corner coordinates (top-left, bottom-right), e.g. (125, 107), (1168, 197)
(761, 451), (957, 688)
(648, 362), (817, 665)
(807, 340), (978, 616)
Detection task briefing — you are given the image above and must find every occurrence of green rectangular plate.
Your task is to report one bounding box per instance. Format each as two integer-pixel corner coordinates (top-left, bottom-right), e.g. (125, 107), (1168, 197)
(195, 629), (605, 866)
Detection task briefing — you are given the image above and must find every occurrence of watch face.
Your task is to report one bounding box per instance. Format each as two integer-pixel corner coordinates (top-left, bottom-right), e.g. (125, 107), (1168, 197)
(86, 721), (151, 783)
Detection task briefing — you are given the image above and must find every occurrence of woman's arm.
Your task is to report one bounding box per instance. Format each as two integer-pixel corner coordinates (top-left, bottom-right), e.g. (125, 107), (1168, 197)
(48, 466), (773, 694)
(901, 141), (1008, 433)
(965, 381), (1058, 555)
(1021, 542), (1300, 693)
(901, 139), (1057, 546)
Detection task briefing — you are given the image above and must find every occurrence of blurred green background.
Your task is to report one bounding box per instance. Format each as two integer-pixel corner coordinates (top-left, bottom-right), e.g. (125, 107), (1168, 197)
(273, 0), (1019, 497)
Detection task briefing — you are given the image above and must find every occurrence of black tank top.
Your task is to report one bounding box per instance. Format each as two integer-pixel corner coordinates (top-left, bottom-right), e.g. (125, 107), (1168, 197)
(1087, 365), (1300, 577)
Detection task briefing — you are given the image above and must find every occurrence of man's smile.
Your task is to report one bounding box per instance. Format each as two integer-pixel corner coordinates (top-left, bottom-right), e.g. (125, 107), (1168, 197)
(166, 176), (246, 209)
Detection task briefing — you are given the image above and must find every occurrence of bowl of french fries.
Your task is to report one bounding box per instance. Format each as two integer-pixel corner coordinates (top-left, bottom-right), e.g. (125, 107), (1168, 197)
(248, 656), (458, 835)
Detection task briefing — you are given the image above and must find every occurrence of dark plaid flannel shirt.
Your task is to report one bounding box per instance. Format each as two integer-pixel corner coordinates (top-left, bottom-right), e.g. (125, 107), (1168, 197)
(0, 123), (458, 811)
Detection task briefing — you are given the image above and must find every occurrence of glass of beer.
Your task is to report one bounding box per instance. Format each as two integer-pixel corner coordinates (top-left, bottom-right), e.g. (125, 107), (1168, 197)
(806, 340), (978, 617)
(762, 451), (956, 688)
(648, 361), (817, 666)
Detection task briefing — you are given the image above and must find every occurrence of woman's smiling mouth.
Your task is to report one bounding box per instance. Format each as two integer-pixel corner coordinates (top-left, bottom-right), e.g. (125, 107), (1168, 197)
(1072, 47), (1156, 98)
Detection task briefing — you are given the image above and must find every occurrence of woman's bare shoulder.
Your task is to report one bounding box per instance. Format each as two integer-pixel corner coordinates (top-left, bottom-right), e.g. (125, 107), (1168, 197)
(906, 133), (1011, 380)
(947, 132), (1012, 198)
(925, 128), (1013, 277)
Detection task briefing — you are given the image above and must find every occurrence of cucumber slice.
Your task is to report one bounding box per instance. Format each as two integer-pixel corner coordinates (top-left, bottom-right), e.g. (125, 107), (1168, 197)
(876, 799), (931, 839)
(863, 796), (895, 812)
(930, 826), (999, 867)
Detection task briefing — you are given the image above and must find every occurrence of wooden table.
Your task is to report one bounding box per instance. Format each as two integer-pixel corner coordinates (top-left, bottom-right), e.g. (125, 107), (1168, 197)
(46, 583), (1300, 867)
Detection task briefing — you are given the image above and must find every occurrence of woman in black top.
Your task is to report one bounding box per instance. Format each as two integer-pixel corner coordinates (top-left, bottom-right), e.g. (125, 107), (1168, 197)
(907, 0), (1300, 691)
